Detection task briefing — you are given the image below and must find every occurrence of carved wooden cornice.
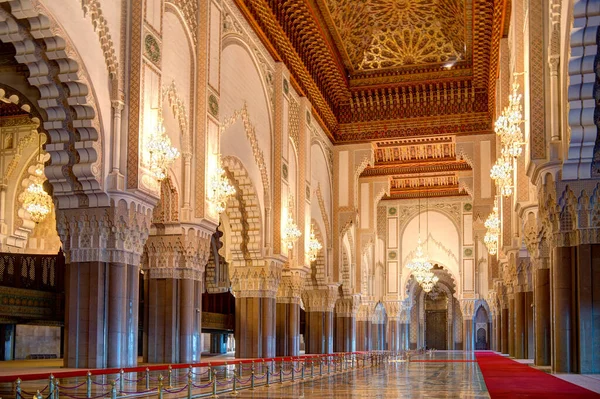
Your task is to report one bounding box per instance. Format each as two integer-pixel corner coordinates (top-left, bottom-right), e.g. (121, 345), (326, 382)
(234, 0), (507, 143)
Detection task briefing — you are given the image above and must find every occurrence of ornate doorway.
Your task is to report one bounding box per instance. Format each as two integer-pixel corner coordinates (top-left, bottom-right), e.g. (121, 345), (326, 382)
(425, 290), (448, 350)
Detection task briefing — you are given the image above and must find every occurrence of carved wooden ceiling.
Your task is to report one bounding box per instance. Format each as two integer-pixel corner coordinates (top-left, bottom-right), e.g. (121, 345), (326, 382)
(235, 0), (508, 197)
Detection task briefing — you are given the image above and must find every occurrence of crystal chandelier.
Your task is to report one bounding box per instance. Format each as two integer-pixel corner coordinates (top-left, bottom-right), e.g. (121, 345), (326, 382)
(21, 134), (52, 224)
(147, 116), (180, 181)
(208, 155), (235, 214)
(407, 238), (433, 278)
(420, 271), (439, 293)
(282, 198), (301, 249)
(484, 198), (500, 256)
(307, 225), (323, 262)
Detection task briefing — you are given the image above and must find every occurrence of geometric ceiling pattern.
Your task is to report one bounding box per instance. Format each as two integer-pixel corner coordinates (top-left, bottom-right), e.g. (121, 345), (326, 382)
(236, 0), (508, 196)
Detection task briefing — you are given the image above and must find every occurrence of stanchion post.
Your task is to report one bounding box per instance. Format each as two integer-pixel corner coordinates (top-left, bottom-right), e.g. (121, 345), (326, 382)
(301, 360), (305, 380)
(35, 390), (43, 399)
(49, 374), (55, 399)
(158, 375), (164, 399)
(187, 371), (192, 399)
(208, 364), (212, 382)
(311, 358), (314, 379)
(145, 368), (150, 390)
(55, 384), (60, 399)
(279, 363), (283, 384)
(250, 362), (255, 390)
(211, 370), (217, 397)
(110, 381), (117, 399)
(119, 370), (124, 394)
(291, 359), (295, 382)
(15, 378), (21, 399)
(266, 363), (270, 387)
(86, 371), (92, 398)
(327, 356), (330, 374)
(232, 374), (238, 395)
(168, 365), (173, 388)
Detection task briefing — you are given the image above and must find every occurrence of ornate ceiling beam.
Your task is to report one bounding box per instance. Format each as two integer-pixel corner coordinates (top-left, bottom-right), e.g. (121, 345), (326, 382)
(362, 161), (472, 177)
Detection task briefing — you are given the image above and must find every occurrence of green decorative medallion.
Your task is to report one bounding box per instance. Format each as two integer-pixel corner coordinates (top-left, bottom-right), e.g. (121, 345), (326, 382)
(282, 163), (288, 180)
(144, 34), (161, 63)
(283, 78), (289, 94)
(208, 94), (219, 117)
(464, 203), (473, 212)
(306, 110), (312, 124)
(388, 251), (397, 260)
(388, 207), (397, 215)
(464, 247), (473, 257)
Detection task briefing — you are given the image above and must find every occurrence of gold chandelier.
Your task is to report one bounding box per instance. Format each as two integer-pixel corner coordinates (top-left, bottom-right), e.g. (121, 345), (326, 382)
(147, 116), (180, 181)
(208, 155), (235, 214)
(484, 198), (500, 255)
(21, 135), (52, 224)
(282, 197), (301, 249)
(307, 225), (323, 262)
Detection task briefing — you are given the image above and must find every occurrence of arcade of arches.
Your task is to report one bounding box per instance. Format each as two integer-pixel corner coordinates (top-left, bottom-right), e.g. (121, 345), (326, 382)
(0, 0), (598, 381)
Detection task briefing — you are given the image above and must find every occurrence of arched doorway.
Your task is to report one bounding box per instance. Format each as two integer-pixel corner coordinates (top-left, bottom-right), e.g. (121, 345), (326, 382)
(475, 306), (489, 350)
(425, 287), (448, 350)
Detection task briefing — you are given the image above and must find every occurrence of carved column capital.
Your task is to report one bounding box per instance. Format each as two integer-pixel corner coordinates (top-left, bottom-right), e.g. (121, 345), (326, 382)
(143, 226), (211, 280)
(230, 257), (283, 298)
(459, 299), (477, 320)
(56, 200), (153, 265)
(357, 301), (374, 322)
(276, 267), (308, 304)
(335, 295), (361, 317)
(302, 284), (339, 312)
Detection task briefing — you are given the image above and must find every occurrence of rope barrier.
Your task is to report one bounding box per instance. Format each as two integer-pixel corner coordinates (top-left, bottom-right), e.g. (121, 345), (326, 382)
(55, 382), (87, 390)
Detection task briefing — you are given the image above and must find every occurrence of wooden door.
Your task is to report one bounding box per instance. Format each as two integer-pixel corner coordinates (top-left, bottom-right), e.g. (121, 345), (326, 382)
(425, 310), (447, 350)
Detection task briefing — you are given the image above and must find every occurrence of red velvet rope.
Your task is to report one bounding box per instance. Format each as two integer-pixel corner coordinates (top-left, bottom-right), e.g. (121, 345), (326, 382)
(1, 351), (373, 383)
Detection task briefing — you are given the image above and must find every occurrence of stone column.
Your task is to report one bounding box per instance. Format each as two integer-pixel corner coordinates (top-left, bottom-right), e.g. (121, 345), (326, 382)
(356, 303), (372, 351)
(276, 269), (306, 356)
(525, 291), (534, 359)
(303, 285), (338, 354)
(508, 294), (515, 357)
(501, 307), (509, 354)
(334, 296), (359, 352)
(210, 333), (227, 354)
(552, 246), (574, 372)
(495, 313), (501, 352)
(384, 301), (401, 352)
(143, 229), (209, 364)
(515, 291), (525, 358)
(460, 300), (475, 351)
(400, 308), (411, 351)
(534, 266), (551, 365)
(58, 204), (152, 368)
(231, 259), (282, 359)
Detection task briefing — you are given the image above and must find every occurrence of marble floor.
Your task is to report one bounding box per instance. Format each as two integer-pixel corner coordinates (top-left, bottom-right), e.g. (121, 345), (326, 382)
(216, 351), (490, 398)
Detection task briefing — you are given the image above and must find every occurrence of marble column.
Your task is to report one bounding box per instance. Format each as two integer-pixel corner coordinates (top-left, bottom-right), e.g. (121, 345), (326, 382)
(525, 291), (534, 359)
(210, 333), (227, 354)
(463, 318), (473, 351)
(302, 285), (337, 354)
(574, 243), (600, 373)
(508, 295), (515, 357)
(334, 297), (359, 352)
(356, 304), (372, 351)
(231, 260), (282, 359)
(534, 267), (551, 365)
(495, 313), (501, 352)
(143, 231), (208, 364)
(515, 291), (525, 358)
(384, 301), (408, 352)
(501, 307), (509, 354)
(275, 270), (305, 357)
(552, 246), (574, 373)
(59, 205), (152, 369)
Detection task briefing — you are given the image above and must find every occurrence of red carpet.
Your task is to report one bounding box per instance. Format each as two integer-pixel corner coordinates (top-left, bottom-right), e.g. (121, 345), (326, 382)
(475, 352), (600, 398)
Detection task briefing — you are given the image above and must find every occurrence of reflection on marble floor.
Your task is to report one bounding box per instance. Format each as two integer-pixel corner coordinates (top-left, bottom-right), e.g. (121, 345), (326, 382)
(218, 351), (489, 398)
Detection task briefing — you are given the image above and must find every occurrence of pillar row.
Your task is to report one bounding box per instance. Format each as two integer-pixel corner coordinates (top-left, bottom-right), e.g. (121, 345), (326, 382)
(334, 296), (359, 352)
(275, 269), (306, 357)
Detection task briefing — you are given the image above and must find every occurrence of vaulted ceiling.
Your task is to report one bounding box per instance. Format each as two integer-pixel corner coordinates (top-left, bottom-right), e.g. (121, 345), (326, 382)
(235, 0), (509, 198)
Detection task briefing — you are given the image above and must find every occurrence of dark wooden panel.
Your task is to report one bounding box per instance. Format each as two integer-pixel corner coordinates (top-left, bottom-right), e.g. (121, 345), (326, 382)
(425, 310), (447, 350)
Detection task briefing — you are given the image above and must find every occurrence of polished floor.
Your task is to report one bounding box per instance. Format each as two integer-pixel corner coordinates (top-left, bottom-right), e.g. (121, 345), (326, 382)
(217, 351), (490, 398)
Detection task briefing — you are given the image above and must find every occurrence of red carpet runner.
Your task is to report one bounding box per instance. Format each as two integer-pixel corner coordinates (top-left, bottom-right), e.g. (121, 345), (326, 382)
(475, 352), (600, 398)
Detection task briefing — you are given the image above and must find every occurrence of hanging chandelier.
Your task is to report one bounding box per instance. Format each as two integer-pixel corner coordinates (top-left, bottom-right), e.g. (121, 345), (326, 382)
(20, 134), (52, 224)
(307, 225), (323, 262)
(484, 198), (500, 255)
(147, 116), (180, 181)
(420, 271), (439, 293)
(22, 164), (52, 224)
(282, 198), (301, 249)
(208, 155), (235, 214)
(407, 239), (433, 281)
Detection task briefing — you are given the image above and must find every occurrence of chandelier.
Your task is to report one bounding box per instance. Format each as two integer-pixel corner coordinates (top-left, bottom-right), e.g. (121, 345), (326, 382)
(22, 164), (52, 224)
(282, 198), (301, 249)
(484, 198), (500, 255)
(147, 116), (180, 181)
(208, 155), (235, 214)
(406, 239), (434, 278)
(420, 271), (439, 293)
(21, 134), (52, 224)
(307, 225), (323, 262)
